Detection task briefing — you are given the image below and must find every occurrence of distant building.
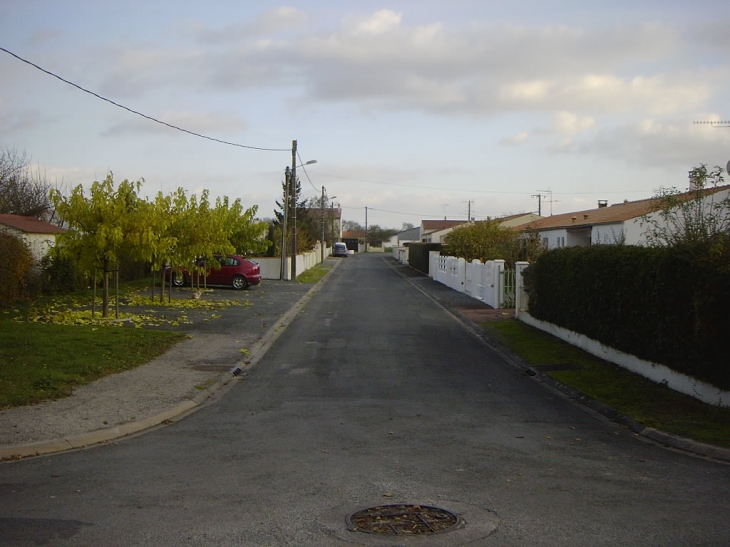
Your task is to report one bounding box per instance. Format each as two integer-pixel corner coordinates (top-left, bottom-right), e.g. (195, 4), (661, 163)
(0, 214), (67, 264)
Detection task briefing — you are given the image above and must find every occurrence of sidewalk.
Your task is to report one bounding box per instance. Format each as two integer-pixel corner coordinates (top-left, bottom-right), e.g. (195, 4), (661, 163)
(0, 277), (319, 460)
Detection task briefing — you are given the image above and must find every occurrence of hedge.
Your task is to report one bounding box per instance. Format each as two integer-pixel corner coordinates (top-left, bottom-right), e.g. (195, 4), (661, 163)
(524, 243), (730, 390)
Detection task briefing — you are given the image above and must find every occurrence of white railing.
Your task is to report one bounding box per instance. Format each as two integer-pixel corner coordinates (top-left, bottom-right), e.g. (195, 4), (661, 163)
(429, 252), (515, 309)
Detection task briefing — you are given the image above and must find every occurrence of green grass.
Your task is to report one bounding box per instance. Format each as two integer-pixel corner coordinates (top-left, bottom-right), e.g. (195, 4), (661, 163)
(296, 260), (336, 284)
(0, 319), (186, 408)
(483, 319), (730, 448)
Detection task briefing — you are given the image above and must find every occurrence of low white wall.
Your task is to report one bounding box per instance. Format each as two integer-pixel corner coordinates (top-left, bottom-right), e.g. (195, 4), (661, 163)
(254, 243), (332, 280)
(518, 312), (730, 408)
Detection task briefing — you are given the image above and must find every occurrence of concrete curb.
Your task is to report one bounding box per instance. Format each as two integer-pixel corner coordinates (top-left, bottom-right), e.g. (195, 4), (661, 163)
(0, 260), (342, 461)
(385, 257), (730, 464)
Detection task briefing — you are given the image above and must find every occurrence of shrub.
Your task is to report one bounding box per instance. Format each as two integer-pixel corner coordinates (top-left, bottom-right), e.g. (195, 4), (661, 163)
(0, 233), (34, 307)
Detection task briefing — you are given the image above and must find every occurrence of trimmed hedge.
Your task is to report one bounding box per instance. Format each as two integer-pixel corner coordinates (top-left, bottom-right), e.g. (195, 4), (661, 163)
(525, 244), (730, 390)
(407, 243), (442, 274)
(0, 233), (34, 307)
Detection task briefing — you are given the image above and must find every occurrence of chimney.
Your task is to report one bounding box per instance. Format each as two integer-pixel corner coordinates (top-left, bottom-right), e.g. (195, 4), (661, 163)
(598, 200), (608, 208)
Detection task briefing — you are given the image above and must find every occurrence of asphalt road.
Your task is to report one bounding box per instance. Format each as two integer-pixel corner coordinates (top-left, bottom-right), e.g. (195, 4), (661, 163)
(2, 254), (729, 546)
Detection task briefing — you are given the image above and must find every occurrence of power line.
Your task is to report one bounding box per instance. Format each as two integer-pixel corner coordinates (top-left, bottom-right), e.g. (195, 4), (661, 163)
(314, 170), (651, 196)
(296, 151), (319, 193)
(0, 46), (290, 152)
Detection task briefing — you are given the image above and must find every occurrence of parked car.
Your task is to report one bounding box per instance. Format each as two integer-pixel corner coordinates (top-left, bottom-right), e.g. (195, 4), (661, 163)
(332, 242), (349, 257)
(166, 255), (261, 290)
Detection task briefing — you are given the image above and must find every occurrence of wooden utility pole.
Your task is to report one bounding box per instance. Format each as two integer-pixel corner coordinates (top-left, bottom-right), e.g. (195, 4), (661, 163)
(365, 206), (368, 252)
(290, 139), (298, 280)
(280, 166), (290, 280)
(321, 185), (325, 263)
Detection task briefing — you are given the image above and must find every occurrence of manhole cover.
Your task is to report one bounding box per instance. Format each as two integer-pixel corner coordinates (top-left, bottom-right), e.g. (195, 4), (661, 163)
(346, 504), (461, 535)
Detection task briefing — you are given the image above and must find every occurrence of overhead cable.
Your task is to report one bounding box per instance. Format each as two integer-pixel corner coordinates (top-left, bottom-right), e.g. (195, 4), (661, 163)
(0, 46), (290, 152)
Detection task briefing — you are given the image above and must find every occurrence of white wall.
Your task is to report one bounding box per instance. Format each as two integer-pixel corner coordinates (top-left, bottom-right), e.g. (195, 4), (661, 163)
(0, 225), (56, 264)
(255, 242), (332, 280)
(519, 312), (730, 407)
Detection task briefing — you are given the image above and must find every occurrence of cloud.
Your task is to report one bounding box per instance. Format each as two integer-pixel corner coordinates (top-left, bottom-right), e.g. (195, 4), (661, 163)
(190, 7), (309, 43)
(552, 111), (596, 134)
(90, 10), (727, 122)
(556, 117), (730, 168)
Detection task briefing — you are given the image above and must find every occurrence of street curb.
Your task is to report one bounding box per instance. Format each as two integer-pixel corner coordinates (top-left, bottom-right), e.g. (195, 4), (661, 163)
(0, 260), (342, 461)
(385, 257), (730, 464)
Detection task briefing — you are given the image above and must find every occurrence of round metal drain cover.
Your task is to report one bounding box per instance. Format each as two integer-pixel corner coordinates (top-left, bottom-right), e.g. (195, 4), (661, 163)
(347, 504), (461, 535)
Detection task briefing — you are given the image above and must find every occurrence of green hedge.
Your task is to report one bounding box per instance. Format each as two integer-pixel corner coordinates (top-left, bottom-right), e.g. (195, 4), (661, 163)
(0, 233), (34, 307)
(407, 243), (442, 274)
(525, 244), (730, 390)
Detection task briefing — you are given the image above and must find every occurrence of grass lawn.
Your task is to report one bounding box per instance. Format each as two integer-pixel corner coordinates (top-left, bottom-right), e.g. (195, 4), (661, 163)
(0, 319), (186, 408)
(483, 319), (730, 449)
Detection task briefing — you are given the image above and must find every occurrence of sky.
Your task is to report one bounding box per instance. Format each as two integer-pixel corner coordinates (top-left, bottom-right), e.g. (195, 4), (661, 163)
(2, 0), (730, 230)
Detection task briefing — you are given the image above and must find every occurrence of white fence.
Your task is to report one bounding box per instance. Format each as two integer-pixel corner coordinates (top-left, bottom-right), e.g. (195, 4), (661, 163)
(428, 251), (516, 309)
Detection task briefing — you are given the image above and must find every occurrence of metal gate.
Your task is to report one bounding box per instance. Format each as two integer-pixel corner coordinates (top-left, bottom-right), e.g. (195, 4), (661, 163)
(500, 268), (516, 308)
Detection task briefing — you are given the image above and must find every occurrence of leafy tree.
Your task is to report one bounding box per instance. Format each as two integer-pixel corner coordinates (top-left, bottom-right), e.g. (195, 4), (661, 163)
(366, 225), (398, 246)
(444, 219), (543, 267)
(642, 164), (730, 248)
(343, 220), (364, 232)
(0, 146), (52, 217)
(270, 167), (313, 255)
(50, 173), (146, 317)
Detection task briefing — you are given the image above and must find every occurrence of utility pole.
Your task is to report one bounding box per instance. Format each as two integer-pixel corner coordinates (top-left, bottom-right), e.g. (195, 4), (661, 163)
(290, 139), (298, 280)
(280, 166), (290, 280)
(532, 193), (544, 216)
(321, 185), (325, 263)
(467, 200), (473, 221)
(537, 189), (556, 216)
(365, 206), (368, 253)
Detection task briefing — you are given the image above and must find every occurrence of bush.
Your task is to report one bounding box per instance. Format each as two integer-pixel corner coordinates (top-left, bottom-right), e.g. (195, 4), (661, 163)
(38, 248), (87, 294)
(526, 243), (730, 389)
(0, 233), (34, 307)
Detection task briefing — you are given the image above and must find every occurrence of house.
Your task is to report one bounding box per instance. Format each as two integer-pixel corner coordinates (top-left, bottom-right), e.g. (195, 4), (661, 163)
(520, 186), (730, 249)
(0, 214), (67, 263)
(420, 220), (469, 243)
(421, 214), (542, 244)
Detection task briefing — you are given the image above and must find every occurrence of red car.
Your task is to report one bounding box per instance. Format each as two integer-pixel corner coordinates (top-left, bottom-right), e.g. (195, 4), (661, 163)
(168, 255), (261, 290)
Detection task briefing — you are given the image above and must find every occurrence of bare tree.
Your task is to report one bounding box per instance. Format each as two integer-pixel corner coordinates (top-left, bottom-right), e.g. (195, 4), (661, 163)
(0, 147), (52, 218)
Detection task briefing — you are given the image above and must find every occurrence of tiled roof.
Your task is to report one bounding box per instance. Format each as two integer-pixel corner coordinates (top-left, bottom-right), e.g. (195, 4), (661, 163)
(422, 220), (468, 232)
(520, 185), (730, 231)
(0, 214), (67, 234)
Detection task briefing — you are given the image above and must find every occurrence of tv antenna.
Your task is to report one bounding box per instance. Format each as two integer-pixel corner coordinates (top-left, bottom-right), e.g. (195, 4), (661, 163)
(537, 189), (558, 216)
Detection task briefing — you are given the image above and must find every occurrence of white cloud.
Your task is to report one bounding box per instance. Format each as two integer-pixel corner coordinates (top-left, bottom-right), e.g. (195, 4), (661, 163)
(552, 111), (596, 134)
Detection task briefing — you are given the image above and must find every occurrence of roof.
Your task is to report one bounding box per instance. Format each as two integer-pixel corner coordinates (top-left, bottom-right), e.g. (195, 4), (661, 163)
(342, 230), (366, 239)
(421, 220), (468, 233)
(520, 185), (730, 231)
(0, 214), (67, 234)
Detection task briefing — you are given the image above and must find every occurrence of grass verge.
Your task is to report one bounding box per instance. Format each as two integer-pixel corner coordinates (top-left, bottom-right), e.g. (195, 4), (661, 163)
(0, 316), (186, 408)
(297, 259), (337, 284)
(482, 319), (730, 449)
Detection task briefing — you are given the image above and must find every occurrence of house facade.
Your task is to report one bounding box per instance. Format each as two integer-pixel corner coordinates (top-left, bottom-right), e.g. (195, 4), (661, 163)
(522, 187), (730, 249)
(0, 214), (67, 263)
